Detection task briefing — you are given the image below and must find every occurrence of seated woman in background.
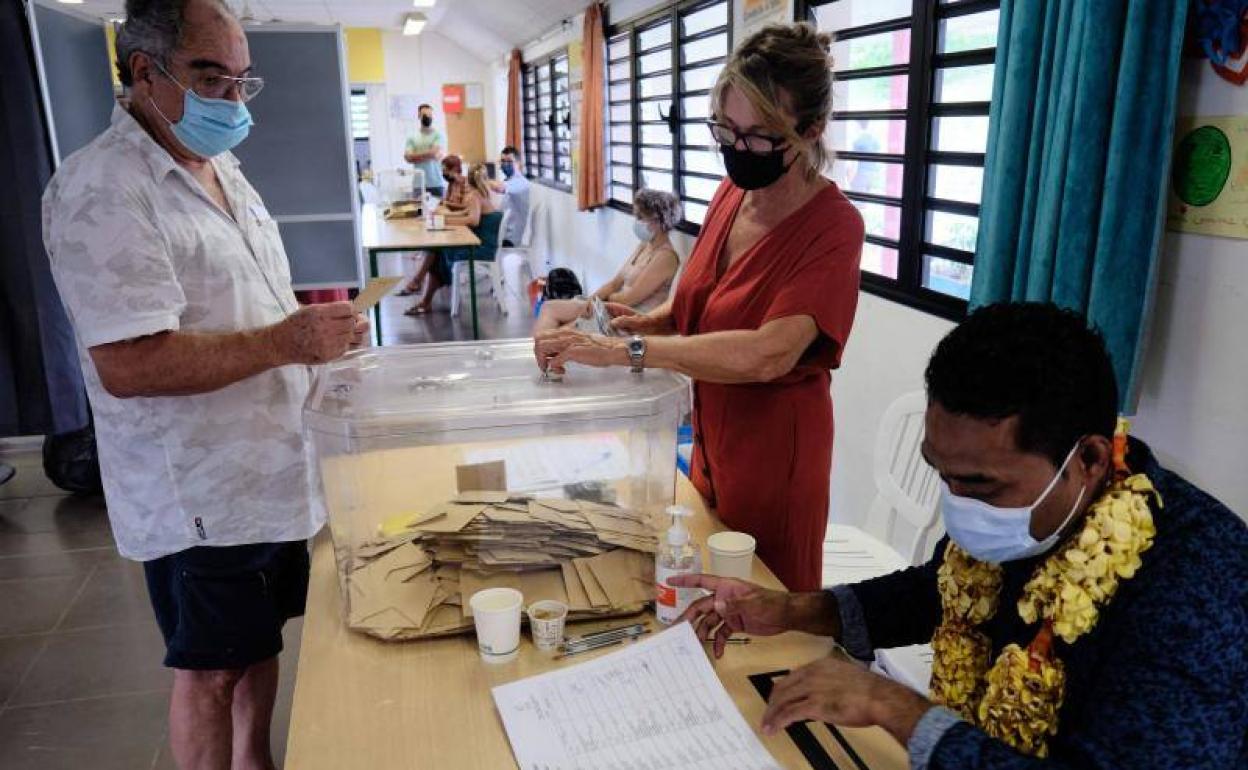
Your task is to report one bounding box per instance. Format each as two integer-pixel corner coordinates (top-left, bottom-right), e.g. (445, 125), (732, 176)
(405, 162), (499, 315)
(534, 189), (682, 327)
(398, 155), (469, 297)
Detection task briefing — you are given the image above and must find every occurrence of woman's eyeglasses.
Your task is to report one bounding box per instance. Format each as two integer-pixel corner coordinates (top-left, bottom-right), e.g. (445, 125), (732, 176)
(706, 121), (788, 154)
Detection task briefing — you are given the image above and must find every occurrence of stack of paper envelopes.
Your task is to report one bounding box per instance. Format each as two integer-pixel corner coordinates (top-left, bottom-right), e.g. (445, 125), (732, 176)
(340, 492), (658, 640)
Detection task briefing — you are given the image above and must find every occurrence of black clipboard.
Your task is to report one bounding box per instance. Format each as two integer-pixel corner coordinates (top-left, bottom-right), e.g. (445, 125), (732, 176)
(748, 670), (872, 770)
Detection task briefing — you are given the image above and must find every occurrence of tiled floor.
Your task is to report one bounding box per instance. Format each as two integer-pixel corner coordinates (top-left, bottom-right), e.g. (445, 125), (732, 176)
(0, 452), (303, 769)
(372, 251), (535, 346)
(0, 267), (529, 769)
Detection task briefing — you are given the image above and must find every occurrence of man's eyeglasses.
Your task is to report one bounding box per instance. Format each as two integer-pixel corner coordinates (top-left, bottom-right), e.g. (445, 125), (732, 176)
(706, 121), (788, 154)
(153, 58), (265, 103)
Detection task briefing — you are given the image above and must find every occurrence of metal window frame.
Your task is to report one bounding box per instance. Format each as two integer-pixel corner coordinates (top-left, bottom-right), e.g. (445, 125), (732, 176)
(522, 50), (574, 193)
(798, 0), (999, 321)
(605, 0), (733, 234)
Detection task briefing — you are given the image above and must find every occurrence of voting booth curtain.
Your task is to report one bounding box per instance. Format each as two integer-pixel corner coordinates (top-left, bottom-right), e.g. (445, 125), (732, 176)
(970, 0), (1189, 409)
(0, 0), (89, 437)
(576, 3), (607, 211)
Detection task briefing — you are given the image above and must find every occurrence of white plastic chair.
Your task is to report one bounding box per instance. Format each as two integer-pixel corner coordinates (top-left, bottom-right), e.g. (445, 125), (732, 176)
(496, 201), (545, 299)
(823, 390), (943, 695)
(823, 390), (942, 587)
(449, 213), (507, 318)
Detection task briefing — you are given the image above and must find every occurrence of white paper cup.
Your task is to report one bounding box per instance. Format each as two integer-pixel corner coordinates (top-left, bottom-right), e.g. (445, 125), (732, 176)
(469, 588), (523, 663)
(707, 531), (756, 580)
(526, 600), (568, 651)
(432, 214), (446, 230)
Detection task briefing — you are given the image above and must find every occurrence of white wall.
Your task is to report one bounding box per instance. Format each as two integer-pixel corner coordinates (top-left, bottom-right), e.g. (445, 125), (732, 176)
(1130, 58), (1248, 518)
(366, 30), (498, 176)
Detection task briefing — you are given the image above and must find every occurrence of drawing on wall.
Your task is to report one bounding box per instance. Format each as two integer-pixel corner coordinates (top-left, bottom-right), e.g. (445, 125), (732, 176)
(1166, 115), (1248, 239)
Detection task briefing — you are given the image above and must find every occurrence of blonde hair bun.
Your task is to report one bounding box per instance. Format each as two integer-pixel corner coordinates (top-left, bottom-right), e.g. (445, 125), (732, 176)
(712, 21), (834, 179)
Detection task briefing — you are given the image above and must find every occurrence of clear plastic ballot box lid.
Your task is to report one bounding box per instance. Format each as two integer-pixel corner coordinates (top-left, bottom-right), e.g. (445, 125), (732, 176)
(303, 339), (691, 552)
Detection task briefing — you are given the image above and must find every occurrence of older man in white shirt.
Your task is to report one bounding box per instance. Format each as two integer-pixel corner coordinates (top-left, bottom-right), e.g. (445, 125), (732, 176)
(41, 1), (364, 768)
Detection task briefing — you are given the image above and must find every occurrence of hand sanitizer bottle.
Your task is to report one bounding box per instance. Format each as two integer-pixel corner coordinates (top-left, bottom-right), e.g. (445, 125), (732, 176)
(655, 505), (699, 625)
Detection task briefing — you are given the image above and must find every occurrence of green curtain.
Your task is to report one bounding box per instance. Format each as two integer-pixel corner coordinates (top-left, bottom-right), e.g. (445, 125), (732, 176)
(970, 0), (1190, 409)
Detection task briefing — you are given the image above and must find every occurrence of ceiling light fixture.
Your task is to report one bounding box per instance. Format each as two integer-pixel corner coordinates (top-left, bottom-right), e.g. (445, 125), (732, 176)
(403, 13), (427, 36)
(55, 0), (85, 4)
(412, 0), (437, 8)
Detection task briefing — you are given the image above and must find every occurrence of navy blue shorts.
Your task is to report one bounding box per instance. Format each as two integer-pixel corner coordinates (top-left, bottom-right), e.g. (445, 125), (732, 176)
(144, 540), (310, 671)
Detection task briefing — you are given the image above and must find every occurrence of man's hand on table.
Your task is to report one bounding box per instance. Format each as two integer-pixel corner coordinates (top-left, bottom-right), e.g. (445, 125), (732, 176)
(761, 655), (932, 745)
(670, 575), (843, 657)
(271, 301), (359, 364)
(669, 575), (796, 657)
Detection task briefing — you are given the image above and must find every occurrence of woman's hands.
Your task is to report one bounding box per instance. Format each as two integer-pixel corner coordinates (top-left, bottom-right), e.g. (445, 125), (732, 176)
(533, 328), (627, 374)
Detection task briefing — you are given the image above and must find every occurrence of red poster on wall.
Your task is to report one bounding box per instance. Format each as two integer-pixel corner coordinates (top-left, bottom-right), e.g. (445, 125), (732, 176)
(442, 84), (465, 114)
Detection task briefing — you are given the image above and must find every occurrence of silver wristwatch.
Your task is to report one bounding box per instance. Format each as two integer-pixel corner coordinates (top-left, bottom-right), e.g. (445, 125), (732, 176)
(626, 335), (646, 374)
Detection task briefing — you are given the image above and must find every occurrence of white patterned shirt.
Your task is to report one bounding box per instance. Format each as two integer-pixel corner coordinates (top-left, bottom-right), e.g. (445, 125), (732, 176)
(42, 104), (324, 560)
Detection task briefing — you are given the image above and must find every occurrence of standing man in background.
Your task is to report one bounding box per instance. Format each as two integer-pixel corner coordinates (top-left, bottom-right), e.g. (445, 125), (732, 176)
(489, 145), (531, 247)
(404, 102), (445, 198)
(42, 1), (366, 768)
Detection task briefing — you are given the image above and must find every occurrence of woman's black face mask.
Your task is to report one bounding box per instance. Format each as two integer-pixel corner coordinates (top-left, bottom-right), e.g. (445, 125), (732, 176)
(719, 143), (793, 190)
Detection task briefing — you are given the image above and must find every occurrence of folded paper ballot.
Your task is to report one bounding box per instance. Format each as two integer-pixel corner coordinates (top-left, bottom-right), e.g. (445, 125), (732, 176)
(341, 492), (659, 640)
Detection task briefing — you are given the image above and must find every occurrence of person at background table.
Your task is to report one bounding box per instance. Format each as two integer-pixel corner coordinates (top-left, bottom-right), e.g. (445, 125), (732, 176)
(533, 23), (864, 591)
(41, 1), (369, 768)
(488, 145), (531, 247)
(405, 162), (500, 315)
(399, 154), (466, 297)
(404, 102), (444, 198)
(672, 302), (1248, 769)
(533, 188), (682, 331)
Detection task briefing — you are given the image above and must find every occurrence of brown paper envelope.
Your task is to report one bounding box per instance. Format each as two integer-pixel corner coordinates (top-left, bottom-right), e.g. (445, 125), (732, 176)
(414, 504), (486, 533)
(586, 549), (654, 606)
(581, 511), (653, 538)
(453, 490), (511, 504)
(534, 498), (581, 513)
(483, 506), (533, 524)
(596, 531), (658, 553)
(421, 603), (471, 634)
(572, 558), (610, 607)
(561, 561), (593, 611)
(517, 568), (569, 608)
(354, 538), (408, 561)
(386, 570), (441, 629)
(455, 462), (507, 493)
(377, 508), (446, 539)
(351, 276), (403, 313)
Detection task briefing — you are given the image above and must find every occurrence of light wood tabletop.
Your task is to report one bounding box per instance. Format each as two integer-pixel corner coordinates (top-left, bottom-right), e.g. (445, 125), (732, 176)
(359, 203), (481, 253)
(285, 461), (910, 770)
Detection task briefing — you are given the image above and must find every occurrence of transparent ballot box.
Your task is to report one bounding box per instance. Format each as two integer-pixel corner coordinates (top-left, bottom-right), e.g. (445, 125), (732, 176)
(303, 340), (690, 640)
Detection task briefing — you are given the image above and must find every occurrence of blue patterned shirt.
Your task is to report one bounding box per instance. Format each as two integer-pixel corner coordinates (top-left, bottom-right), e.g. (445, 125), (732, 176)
(836, 439), (1248, 769)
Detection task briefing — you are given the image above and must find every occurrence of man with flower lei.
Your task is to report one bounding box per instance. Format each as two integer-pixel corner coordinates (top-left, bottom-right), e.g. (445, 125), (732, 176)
(673, 303), (1247, 768)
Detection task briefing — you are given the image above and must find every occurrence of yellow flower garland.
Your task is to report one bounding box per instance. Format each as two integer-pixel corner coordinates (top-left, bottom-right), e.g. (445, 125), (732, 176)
(929, 464), (1160, 757)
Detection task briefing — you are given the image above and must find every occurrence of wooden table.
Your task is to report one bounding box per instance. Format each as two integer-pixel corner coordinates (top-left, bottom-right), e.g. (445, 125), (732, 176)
(359, 203), (483, 343)
(285, 472), (910, 769)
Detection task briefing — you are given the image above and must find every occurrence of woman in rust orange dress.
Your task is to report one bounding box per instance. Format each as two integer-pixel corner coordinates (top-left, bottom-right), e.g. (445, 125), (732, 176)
(533, 23), (863, 591)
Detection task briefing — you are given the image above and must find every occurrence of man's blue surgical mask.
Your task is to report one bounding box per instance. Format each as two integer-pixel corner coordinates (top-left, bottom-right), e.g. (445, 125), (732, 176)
(151, 61), (253, 158)
(632, 219), (654, 242)
(500, 161), (515, 178)
(940, 442), (1087, 564)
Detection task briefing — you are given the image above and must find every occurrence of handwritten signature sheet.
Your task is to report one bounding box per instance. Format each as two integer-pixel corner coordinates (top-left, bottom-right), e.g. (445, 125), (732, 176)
(491, 622), (780, 769)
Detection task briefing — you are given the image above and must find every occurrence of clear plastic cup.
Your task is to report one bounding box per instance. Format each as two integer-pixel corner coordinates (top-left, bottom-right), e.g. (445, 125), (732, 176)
(469, 588), (523, 663)
(526, 599), (569, 651)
